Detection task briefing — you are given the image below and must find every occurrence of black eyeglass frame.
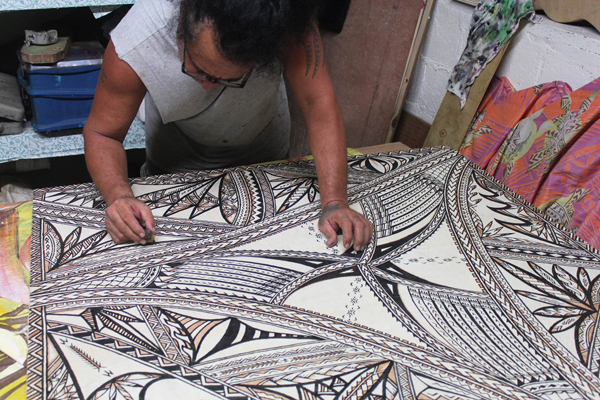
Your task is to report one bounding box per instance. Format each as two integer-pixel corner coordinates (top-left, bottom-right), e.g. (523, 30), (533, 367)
(181, 37), (251, 88)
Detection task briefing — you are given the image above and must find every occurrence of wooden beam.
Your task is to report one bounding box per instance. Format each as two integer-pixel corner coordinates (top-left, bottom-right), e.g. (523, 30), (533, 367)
(424, 41), (510, 149)
(386, 0), (437, 143)
(356, 142), (411, 154)
(454, 0), (478, 6)
(534, 0), (600, 32)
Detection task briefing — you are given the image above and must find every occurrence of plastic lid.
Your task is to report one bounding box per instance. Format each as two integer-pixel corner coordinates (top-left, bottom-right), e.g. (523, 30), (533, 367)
(21, 41), (104, 71)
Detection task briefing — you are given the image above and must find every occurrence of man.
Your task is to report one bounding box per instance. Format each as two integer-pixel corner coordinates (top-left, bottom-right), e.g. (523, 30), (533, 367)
(84, 0), (373, 251)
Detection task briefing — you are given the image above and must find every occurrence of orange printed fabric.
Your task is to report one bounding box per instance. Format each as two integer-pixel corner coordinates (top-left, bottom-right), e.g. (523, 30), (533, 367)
(0, 202), (31, 305)
(0, 201), (31, 400)
(461, 77), (600, 250)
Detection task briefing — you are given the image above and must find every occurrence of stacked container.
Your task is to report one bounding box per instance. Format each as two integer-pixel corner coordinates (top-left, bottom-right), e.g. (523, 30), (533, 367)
(0, 72), (25, 135)
(18, 41), (104, 133)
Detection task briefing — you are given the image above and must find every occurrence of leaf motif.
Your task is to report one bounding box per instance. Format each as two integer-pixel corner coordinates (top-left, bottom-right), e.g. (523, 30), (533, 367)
(164, 182), (219, 218)
(534, 306), (585, 318)
(113, 382), (134, 400)
(471, 210), (484, 237)
(576, 313), (597, 365)
(496, 259), (572, 302)
(528, 261), (561, 288)
(278, 185), (307, 213)
(42, 221), (62, 271)
(553, 264), (586, 301)
(482, 221), (493, 233)
(365, 158), (396, 173)
(338, 363), (391, 399)
(137, 183), (198, 205)
(272, 177), (305, 192)
(272, 177), (319, 213)
(363, 159), (388, 174)
(550, 315), (580, 333)
(516, 291), (570, 307)
(190, 193), (220, 219)
(61, 230), (107, 265)
(62, 226), (81, 250)
(349, 156), (402, 174)
(138, 178), (222, 216)
(578, 267), (591, 291)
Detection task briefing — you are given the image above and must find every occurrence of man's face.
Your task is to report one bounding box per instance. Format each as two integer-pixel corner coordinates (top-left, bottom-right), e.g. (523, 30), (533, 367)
(180, 26), (251, 90)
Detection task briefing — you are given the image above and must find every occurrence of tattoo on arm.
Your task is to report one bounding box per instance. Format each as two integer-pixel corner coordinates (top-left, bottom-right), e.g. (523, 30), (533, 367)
(318, 201), (348, 228)
(100, 65), (108, 84)
(303, 23), (325, 79)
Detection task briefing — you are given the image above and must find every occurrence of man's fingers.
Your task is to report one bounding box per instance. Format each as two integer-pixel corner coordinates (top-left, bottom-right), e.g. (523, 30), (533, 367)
(358, 217), (374, 251)
(352, 217), (367, 251)
(319, 220), (339, 247)
(338, 217), (354, 249)
(139, 206), (156, 233)
(132, 203), (156, 232)
(113, 212), (146, 244)
(120, 209), (146, 239)
(105, 218), (126, 243)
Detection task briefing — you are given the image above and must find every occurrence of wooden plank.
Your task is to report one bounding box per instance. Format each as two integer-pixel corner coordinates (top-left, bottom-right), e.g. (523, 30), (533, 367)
(454, 0), (478, 6)
(385, 0), (436, 143)
(356, 142), (411, 154)
(424, 40), (510, 149)
(534, 0), (600, 32)
(359, 0), (426, 147)
(20, 37), (70, 64)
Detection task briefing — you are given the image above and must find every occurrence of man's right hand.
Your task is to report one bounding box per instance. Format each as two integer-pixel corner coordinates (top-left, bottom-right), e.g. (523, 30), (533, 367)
(105, 197), (155, 244)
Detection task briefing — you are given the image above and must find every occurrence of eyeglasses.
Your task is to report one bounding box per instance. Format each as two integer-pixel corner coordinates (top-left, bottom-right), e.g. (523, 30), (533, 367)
(181, 37), (251, 88)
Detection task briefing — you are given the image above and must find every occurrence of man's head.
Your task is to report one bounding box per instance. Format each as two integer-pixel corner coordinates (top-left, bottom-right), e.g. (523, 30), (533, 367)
(180, 24), (252, 90)
(178, 0), (320, 83)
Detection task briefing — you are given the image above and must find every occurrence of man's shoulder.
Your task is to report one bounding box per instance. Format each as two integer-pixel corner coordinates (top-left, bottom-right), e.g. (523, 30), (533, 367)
(111, 0), (178, 58)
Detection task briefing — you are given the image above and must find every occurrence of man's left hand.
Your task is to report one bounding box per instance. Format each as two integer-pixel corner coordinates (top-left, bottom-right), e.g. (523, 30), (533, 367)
(318, 201), (374, 251)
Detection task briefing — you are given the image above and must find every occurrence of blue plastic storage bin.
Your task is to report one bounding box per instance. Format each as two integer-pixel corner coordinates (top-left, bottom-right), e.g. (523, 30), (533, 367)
(19, 42), (103, 91)
(23, 64), (101, 91)
(18, 74), (96, 132)
(18, 41), (103, 133)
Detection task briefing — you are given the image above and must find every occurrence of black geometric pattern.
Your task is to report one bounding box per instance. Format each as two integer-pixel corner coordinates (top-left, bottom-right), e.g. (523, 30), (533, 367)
(27, 148), (600, 399)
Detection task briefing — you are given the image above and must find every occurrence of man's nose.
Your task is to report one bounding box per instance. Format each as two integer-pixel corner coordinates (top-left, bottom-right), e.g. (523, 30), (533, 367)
(200, 81), (219, 90)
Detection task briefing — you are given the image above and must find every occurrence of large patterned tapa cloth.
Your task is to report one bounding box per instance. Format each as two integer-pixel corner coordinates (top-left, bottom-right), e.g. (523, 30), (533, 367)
(27, 147), (600, 399)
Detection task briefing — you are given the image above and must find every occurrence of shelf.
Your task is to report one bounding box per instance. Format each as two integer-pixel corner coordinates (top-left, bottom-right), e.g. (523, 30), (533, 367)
(0, 117), (145, 163)
(0, 0), (133, 11)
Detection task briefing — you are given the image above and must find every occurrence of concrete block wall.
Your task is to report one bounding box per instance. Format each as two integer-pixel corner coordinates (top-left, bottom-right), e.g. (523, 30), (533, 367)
(404, 0), (600, 124)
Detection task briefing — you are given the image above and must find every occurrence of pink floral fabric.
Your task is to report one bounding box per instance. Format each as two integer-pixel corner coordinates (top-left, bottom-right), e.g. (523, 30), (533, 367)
(461, 77), (600, 250)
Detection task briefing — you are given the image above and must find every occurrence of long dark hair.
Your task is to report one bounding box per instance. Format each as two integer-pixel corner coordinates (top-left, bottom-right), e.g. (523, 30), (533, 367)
(178, 0), (320, 68)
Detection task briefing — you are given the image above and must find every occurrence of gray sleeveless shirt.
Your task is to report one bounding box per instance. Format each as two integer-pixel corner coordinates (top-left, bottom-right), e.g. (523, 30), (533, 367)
(111, 0), (290, 173)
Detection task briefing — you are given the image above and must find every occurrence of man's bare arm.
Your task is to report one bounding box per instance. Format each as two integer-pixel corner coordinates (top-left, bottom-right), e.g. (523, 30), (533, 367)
(83, 39), (154, 244)
(284, 24), (373, 251)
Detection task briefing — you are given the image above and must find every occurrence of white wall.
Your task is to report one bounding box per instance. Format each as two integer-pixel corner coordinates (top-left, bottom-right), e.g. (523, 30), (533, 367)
(404, 0), (600, 124)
